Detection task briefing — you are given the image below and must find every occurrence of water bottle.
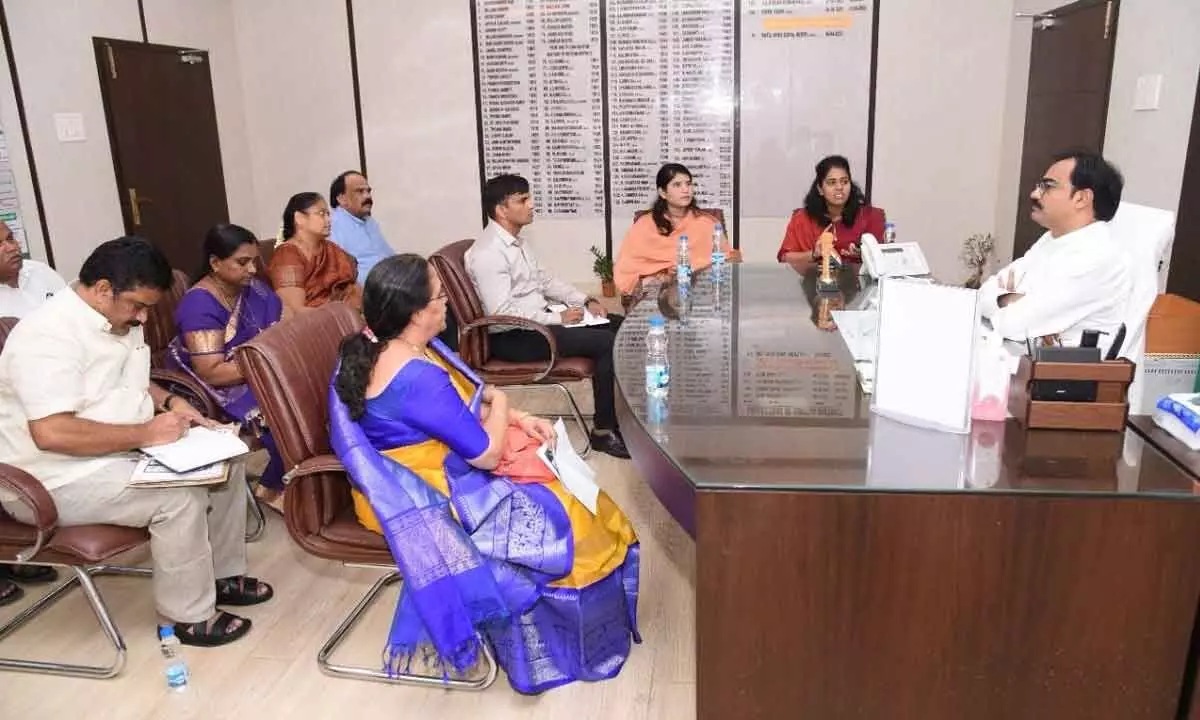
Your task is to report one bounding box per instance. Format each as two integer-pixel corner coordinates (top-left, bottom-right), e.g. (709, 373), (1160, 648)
(159, 625), (189, 691)
(647, 394), (670, 444)
(676, 234), (691, 285)
(645, 315), (670, 399)
(883, 222), (897, 244)
(710, 223), (726, 279)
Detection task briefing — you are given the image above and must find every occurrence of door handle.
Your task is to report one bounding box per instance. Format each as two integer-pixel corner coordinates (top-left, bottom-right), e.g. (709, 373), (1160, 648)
(127, 187), (147, 227)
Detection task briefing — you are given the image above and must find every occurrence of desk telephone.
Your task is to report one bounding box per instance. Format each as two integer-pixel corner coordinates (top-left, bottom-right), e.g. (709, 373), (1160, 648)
(860, 233), (931, 279)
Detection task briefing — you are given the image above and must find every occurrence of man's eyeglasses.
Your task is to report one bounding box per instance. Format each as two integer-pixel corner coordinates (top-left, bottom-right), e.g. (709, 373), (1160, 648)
(1033, 178), (1063, 194)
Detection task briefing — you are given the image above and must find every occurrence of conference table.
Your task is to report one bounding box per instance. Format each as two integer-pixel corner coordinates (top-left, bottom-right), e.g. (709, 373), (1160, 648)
(612, 263), (1200, 720)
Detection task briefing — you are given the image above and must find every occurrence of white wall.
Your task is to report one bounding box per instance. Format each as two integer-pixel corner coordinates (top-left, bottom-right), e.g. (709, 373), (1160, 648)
(232, 0), (359, 241)
(1103, 0), (1200, 212)
(1, 0), (141, 279)
(352, 0), (482, 259)
(872, 0), (1014, 284)
(142, 0), (257, 232)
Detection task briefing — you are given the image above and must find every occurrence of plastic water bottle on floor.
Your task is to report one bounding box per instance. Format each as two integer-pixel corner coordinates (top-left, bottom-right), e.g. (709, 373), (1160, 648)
(710, 223), (726, 280)
(159, 625), (189, 692)
(676, 234), (692, 285)
(645, 315), (670, 399)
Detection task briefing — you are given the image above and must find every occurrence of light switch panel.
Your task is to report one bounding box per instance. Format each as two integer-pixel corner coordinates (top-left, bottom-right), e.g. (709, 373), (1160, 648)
(53, 113), (86, 143)
(1133, 74), (1163, 112)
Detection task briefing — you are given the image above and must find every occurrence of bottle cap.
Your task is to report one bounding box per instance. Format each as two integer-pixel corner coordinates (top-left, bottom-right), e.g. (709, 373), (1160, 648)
(649, 314), (666, 328)
(159, 625), (176, 640)
(714, 223), (723, 232)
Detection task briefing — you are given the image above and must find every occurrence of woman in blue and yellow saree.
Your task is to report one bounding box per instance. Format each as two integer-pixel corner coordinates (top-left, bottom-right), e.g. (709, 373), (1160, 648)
(328, 254), (640, 694)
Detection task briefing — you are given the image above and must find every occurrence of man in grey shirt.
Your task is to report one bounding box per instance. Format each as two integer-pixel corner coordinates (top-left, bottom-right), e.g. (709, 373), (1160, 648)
(465, 174), (628, 458)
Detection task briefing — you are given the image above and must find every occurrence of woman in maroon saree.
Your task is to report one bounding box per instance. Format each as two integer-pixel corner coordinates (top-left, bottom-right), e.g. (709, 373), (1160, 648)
(169, 224), (286, 509)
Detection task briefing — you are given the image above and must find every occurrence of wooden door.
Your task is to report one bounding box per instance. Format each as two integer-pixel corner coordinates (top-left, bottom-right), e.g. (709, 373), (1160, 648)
(1167, 82), (1200, 303)
(1012, 0), (1118, 258)
(94, 38), (229, 275)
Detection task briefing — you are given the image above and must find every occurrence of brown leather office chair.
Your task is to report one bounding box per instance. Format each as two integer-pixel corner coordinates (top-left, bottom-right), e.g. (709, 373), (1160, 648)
(235, 302), (496, 690)
(0, 316), (151, 679)
(144, 269), (267, 540)
(255, 238), (276, 279)
(430, 240), (593, 456)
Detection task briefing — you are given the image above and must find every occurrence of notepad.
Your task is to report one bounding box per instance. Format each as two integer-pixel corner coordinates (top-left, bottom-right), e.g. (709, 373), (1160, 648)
(547, 303), (611, 328)
(536, 418), (600, 513)
(129, 457), (230, 488)
(140, 425), (250, 473)
(871, 278), (980, 434)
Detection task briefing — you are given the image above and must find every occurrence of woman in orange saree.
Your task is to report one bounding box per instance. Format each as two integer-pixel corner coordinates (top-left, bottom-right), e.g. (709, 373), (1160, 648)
(267, 192), (362, 315)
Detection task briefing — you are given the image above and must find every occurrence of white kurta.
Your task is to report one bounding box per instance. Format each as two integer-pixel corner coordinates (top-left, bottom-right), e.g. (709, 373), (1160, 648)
(979, 221), (1131, 354)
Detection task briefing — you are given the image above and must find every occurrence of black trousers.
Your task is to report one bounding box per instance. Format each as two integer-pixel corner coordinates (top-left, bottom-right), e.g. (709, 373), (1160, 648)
(488, 315), (624, 430)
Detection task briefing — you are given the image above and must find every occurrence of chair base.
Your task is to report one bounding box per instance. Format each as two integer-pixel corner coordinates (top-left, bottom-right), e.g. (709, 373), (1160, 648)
(245, 478), (267, 543)
(0, 564), (151, 679)
(317, 568), (499, 691)
(506, 382), (593, 458)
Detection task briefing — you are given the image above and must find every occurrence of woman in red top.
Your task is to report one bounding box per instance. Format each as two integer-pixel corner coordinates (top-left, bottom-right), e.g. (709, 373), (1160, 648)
(777, 155), (886, 273)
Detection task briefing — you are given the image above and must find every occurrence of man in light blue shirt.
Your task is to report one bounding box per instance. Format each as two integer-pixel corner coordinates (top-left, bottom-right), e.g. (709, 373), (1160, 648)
(329, 170), (393, 283)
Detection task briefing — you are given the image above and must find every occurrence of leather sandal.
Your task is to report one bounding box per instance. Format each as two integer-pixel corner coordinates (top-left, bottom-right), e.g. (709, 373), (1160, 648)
(215, 575), (274, 606)
(174, 611), (252, 647)
(3, 564), (59, 584)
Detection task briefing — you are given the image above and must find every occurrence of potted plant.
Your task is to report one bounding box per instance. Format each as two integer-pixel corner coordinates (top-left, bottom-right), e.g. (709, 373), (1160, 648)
(590, 245), (615, 297)
(960, 233), (996, 289)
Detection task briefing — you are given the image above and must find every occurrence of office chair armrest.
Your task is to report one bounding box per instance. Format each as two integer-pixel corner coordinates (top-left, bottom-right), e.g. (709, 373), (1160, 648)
(459, 315), (559, 384)
(282, 454), (346, 485)
(150, 368), (221, 419)
(0, 463), (57, 561)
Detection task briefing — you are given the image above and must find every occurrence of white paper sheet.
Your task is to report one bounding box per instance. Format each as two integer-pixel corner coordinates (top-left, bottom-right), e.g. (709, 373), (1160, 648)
(871, 279), (979, 434)
(536, 418), (600, 513)
(547, 303), (610, 328)
(140, 425), (249, 473)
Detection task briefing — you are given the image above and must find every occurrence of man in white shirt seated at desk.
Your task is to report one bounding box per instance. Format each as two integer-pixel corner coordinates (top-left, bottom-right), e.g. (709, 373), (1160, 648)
(465, 174), (629, 458)
(0, 237), (273, 645)
(980, 151), (1131, 355)
(0, 220), (66, 319)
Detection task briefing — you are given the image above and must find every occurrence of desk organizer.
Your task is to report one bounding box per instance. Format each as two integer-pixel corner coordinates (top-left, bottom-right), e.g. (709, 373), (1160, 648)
(1008, 356), (1135, 431)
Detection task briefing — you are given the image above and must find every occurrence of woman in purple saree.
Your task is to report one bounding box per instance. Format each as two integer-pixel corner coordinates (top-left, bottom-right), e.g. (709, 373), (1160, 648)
(169, 224), (286, 507)
(329, 254), (640, 694)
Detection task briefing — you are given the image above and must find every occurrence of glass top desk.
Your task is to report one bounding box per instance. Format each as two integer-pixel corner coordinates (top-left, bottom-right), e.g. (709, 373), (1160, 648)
(612, 263), (1200, 720)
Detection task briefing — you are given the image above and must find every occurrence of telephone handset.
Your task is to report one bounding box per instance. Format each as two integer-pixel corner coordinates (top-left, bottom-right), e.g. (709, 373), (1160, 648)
(860, 233), (931, 279)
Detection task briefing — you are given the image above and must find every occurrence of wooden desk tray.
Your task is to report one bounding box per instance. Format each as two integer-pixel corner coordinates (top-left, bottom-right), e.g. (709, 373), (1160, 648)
(1008, 356), (1135, 432)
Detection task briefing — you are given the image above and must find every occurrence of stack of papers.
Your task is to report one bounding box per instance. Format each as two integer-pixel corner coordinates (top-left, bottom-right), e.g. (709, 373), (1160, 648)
(547, 303), (610, 328)
(129, 457), (229, 488)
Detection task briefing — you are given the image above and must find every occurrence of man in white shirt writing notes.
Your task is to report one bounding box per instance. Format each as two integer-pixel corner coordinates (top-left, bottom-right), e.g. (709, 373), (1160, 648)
(980, 151), (1132, 356)
(0, 238), (273, 644)
(465, 174), (629, 458)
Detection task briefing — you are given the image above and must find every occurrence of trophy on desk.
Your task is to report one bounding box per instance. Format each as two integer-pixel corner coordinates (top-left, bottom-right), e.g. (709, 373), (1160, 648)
(816, 229), (841, 294)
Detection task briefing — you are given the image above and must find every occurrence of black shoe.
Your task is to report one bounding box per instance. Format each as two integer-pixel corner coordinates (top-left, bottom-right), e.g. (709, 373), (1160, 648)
(590, 431), (630, 459)
(0, 563), (58, 584)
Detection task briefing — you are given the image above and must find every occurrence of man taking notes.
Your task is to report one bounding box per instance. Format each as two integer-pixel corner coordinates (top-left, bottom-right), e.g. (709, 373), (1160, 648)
(980, 151), (1131, 354)
(330, 170), (393, 283)
(0, 238), (273, 645)
(465, 174), (629, 458)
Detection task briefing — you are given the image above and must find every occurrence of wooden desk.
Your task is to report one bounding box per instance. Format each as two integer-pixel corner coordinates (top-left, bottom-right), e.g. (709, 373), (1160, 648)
(1129, 414), (1200, 720)
(615, 265), (1200, 720)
